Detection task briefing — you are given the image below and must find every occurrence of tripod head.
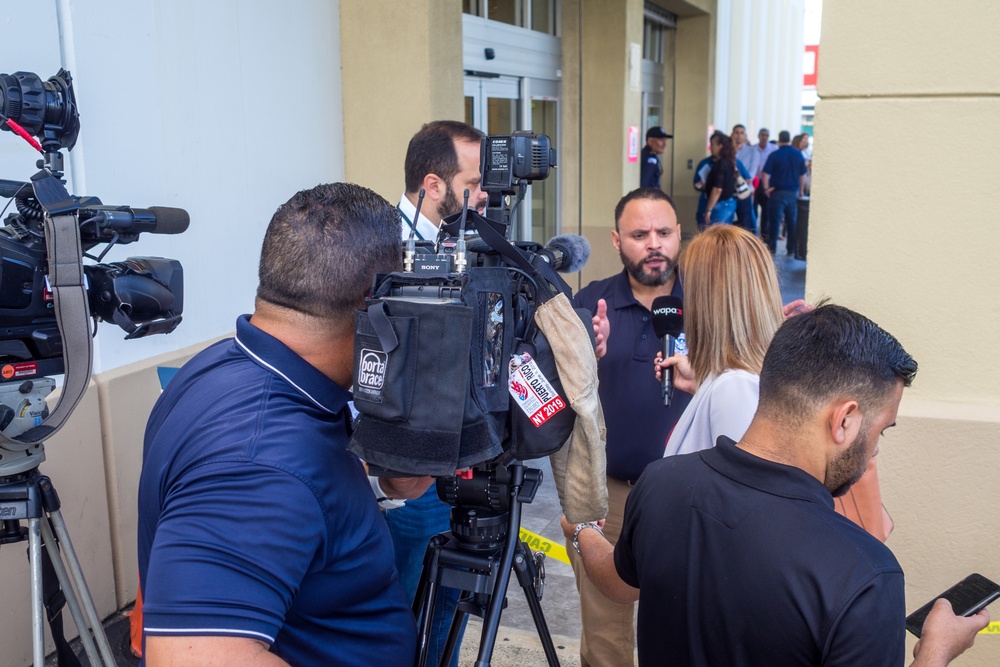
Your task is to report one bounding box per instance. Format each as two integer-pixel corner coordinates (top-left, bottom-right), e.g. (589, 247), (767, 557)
(0, 378), (53, 474)
(435, 462), (543, 549)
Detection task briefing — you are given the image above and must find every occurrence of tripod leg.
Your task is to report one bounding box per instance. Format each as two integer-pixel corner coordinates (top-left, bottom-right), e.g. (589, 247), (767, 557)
(512, 543), (560, 666)
(39, 517), (103, 666)
(47, 509), (117, 666)
(414, 537), (445, 667)
(29, 518), (45, 667)
(474, 490), (526, 666)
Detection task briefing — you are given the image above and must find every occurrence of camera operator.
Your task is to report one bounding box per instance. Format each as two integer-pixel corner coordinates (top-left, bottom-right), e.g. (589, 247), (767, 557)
(564, 304), (989, 667)
(382, 119), (487, 666)
(137, 183), (432, 667)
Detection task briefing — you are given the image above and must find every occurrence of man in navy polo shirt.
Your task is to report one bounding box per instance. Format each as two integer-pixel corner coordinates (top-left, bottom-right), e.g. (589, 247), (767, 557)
(568, 304), (989, 667)
(567, 187), (692, 667)
(138, 183), (432, 666)
(761, 129), (807, 256)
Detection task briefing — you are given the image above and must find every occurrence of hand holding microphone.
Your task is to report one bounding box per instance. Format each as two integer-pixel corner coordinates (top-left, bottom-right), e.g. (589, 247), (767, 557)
(651, 295), (685, 406)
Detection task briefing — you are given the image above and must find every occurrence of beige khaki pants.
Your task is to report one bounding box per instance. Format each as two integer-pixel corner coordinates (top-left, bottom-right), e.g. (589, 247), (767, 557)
(566, 476), (635, 667)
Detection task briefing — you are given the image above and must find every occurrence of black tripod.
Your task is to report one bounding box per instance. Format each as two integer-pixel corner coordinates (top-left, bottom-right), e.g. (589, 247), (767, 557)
(412, 462), (560, 667)
(0, 465), (116, 666)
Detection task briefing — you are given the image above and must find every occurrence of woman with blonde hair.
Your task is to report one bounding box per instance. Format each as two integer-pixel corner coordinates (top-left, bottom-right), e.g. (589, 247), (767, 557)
(656, 225), (894, 540)
(657, 224), (784, 457)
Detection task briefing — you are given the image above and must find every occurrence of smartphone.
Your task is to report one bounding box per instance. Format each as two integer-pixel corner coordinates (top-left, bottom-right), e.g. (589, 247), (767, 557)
(905, 573), (1000, 638)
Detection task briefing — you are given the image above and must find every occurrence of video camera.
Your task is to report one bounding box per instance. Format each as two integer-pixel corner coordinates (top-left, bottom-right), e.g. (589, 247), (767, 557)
(349, 130), (592, 490)
(0, 68), (187, 459)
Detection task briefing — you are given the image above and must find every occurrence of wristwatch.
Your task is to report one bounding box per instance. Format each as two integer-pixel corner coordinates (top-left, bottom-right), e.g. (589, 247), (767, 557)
(571, 521), (604, 556)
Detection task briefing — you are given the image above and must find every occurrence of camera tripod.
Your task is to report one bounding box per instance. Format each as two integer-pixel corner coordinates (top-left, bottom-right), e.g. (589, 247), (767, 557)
(412, 462), (560, 667)
(0, 464), (117, 667)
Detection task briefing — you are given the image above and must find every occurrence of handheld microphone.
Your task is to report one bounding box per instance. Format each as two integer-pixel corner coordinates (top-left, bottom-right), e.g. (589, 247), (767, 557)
(651, 295), (684, 407)
(537, 233), (590, 273)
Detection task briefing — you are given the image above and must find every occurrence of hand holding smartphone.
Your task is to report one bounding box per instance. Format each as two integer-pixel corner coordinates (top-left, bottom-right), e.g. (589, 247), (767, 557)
(905, 573), (1000, 638)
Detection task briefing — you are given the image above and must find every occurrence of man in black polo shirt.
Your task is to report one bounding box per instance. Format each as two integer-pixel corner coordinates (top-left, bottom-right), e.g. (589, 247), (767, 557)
(566, 304), (989, 667)
(567, 187), (692, 667)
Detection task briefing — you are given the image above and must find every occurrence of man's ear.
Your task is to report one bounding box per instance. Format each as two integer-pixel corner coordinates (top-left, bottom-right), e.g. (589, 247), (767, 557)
(611, 229), (621, 254)
(422, 173), (446, 202)
(829, 399), (862, 448)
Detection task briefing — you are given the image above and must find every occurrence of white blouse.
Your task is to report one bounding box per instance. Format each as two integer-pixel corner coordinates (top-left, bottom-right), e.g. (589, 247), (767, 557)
(663, 369), (760, 458)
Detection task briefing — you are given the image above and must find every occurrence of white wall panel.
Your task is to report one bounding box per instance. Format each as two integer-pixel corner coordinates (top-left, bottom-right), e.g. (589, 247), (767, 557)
(0, 0), (345, 374)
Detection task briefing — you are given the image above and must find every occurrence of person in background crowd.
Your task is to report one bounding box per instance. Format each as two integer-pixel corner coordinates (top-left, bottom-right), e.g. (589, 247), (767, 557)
(640, 126), (672, 189)
(752, 128), (778, 243)
(761, 130), (807, 256)
(702, 131), (738, 227)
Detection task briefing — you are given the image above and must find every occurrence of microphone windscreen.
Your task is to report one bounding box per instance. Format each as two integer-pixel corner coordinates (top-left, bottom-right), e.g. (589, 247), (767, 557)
(546, 233), (591, 273)
(149, 206), (191, 234)
(651, 295), (684, 339)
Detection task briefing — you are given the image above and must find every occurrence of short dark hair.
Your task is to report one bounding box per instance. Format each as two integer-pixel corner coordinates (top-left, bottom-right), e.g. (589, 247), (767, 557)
(614, 188), (677, 230)
(404, 120), (485, 193)
(758, 303), (918, 423)
(732, 124), (746, 132)
(778, 130), (791, 143)
(257, 183), (402, 322)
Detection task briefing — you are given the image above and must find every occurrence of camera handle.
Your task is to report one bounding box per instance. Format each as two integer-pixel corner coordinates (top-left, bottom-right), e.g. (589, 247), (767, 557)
(0, 166), (93, 454)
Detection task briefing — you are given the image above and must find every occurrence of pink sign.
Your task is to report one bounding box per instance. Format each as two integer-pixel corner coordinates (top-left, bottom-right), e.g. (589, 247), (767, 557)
(628, 126), (640, 163)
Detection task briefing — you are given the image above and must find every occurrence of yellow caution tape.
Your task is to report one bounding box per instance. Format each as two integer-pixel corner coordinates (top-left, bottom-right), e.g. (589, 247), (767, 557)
(980, 622), (1000, 635)
(518, 527), (571, 565)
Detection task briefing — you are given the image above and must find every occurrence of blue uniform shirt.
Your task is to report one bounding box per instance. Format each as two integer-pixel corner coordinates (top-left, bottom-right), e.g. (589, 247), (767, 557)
(138, 315), (415, 666)
(763, 145), (807, 191)
(573, 271), (692, 481)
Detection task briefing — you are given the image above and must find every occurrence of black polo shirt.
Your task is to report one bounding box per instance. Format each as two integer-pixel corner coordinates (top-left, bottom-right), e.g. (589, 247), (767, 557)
(615, 438), (905, 666)
(573, 270), (691, 481)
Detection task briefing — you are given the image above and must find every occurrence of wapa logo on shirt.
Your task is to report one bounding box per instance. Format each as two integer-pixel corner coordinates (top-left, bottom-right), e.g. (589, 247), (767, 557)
(356, 348), (387, 402)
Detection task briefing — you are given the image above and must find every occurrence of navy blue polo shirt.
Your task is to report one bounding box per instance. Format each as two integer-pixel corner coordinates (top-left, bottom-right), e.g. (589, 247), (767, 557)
(573, 271), (692, 481)
(616, 438), (905, 667)
(762, 145), (807, 191)
(138, 315), (415, 666)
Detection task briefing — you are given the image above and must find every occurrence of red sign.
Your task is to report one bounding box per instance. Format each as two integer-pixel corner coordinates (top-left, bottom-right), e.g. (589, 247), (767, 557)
(804, 45), (819, 88)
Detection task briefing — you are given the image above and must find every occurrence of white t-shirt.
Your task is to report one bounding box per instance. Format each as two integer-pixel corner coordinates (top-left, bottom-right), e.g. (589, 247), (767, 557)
(663, 369), (759, 458)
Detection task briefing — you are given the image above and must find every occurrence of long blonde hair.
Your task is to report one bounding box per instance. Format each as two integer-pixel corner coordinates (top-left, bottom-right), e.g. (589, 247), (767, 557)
(680, 225), (784, 387)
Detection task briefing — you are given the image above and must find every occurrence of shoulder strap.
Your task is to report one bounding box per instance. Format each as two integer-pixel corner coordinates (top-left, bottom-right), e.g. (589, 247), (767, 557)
(0, 170), (93, 446)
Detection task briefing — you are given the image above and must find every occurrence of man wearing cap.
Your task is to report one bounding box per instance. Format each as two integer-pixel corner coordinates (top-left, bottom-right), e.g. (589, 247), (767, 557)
(640, 126), (671, 189)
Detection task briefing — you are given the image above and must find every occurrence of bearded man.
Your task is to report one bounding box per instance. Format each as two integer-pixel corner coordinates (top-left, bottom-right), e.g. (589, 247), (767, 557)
(566, 187), (693, 667)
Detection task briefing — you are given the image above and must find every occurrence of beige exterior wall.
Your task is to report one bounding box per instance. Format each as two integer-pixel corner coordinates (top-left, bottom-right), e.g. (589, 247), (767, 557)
(671, 12), (715, 238)
(339, 0), (465, 201)
(812, 2), (1000, 663)
(575, 0), (645, 287)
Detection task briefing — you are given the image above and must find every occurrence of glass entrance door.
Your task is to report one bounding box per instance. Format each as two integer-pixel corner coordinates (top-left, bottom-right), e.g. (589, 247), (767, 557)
(464, 75), (559, 242)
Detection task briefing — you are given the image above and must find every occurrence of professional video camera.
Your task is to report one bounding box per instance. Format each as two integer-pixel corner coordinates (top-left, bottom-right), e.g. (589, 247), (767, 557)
(349, 131), (596, 666)
(0, 69), (187, 452)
